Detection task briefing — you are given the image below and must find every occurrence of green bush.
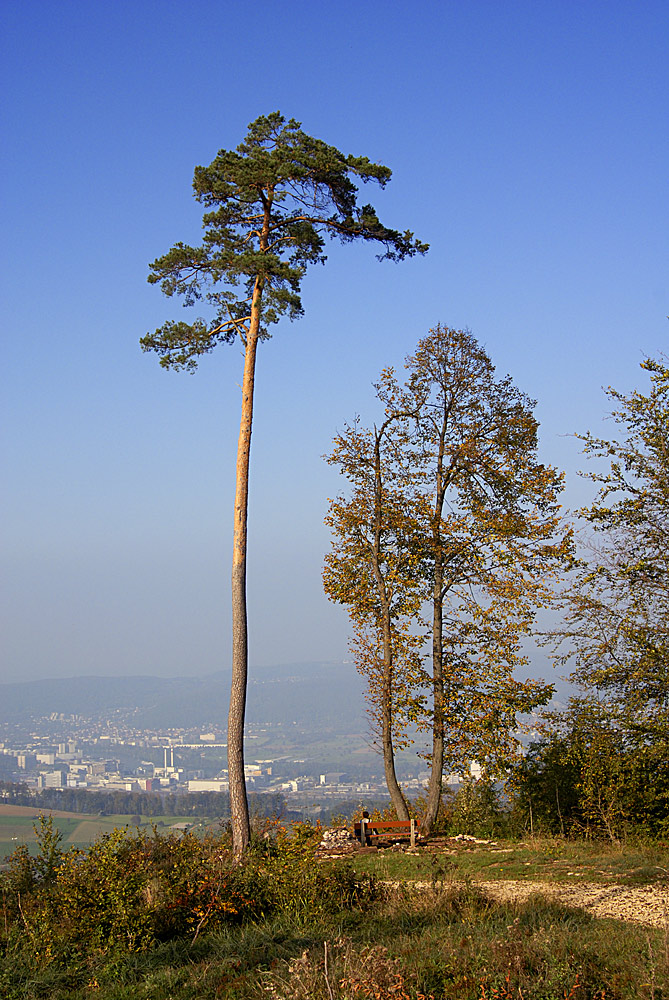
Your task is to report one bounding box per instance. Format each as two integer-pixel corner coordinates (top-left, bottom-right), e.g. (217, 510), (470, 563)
(449, 777), (504, 837)
(510, 717), (669, 841)
(0, 815), (377, 974)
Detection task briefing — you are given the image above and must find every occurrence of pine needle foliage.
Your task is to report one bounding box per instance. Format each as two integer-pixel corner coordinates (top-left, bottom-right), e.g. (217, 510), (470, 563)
(141, 112), (427, 371)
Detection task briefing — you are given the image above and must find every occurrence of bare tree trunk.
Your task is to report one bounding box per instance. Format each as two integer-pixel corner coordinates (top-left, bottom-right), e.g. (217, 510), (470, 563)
(381, 616), (410, 821)
(228, 276), (264, 859)
(370, 423), (409, 821)
(382, 712), (409, 819)
(423, 571), (444, 833)
(422, 423), (448, 835)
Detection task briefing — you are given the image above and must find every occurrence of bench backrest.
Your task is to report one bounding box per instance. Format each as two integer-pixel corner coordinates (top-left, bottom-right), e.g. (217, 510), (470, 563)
(352, 819), (419, 833)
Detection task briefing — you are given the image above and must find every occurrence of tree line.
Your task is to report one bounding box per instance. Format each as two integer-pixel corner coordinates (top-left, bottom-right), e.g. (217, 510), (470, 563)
(0, 782), (285, 820)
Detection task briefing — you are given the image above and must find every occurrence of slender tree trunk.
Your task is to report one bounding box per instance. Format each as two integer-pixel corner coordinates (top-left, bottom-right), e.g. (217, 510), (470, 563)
(228, 275), (265, 859)
(381, 613), (410, 820)
(370, 423), (409, 820)
(423, 569), (444, 833)
(423, 423), (448, 835)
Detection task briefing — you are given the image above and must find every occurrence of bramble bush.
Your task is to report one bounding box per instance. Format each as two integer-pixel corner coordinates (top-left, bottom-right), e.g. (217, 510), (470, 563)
(1, 817), (665, 999)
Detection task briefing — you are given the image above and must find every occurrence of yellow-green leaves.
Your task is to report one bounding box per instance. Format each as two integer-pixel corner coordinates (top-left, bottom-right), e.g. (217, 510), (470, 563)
(324, 326), (571, 821)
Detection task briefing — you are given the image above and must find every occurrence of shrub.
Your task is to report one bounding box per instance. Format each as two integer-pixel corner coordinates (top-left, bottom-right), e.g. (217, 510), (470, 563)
(449, 777), (503, 837)
(0, 817), (378, 972)
(510, 721), (669, 841)
(0, 822), (255, 963)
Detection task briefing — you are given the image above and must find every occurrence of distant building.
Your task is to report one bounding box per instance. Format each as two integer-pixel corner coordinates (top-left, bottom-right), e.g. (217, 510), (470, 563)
(104, 780), (140, 792)
(187, 779), (227, 792)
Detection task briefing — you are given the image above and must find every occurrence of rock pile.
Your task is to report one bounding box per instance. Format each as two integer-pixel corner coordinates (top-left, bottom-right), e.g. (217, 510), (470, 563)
(452, 834), (496, 845)
(320, 826), (356, 846)
(316, 826), (358, 856)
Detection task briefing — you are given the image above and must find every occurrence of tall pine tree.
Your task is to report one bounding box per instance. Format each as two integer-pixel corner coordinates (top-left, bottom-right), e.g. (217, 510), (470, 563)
(142, 113), (427, 855)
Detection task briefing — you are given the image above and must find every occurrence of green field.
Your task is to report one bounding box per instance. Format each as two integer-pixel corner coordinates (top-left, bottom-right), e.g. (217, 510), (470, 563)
(0, 812), (222, 860)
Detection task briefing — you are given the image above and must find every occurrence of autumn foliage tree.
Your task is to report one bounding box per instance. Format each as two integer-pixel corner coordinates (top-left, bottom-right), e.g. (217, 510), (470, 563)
(324, 376), (425, 819)
(142, 113), (427, 856)
(325, 328), (570, 828)
(404, 327), (570, 833)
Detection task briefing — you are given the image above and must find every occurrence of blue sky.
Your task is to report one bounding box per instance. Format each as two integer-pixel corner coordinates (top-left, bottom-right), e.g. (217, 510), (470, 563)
(2, 0), (667, 683)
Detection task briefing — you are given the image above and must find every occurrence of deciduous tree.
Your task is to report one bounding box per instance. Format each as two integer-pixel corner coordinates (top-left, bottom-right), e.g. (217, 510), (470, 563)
(512, 699), (669, 839)
(324, 383), (425, 818)
(142, 113), (427, 856)
(550, 357), (669, 744)
(404, 327), (570, 833)
(325, 328), (569, 829)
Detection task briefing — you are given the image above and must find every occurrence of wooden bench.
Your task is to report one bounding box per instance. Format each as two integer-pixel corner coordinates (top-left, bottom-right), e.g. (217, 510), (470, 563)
(353, 818), (418, 847)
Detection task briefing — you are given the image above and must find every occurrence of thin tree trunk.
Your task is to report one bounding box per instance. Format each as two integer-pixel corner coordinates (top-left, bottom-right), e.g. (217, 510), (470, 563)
(228, 275), (264, 859)
(371, 423), (409, 821)
(423, 571), (444, 833)
(423, 421), (448, 835)
(381, 613), (410, 820)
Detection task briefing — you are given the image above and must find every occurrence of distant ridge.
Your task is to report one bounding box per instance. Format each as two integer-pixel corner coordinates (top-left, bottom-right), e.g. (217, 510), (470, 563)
(0, 662), (366, 730)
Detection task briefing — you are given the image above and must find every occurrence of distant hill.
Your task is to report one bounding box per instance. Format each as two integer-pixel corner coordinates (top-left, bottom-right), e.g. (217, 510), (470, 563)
(0, 662), (367, 730)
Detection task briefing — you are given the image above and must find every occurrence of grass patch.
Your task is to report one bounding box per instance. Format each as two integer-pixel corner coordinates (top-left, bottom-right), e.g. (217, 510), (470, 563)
(3, 887), (666, 999)
(0, 817), (81, 857)
(349, 837), (669, 887)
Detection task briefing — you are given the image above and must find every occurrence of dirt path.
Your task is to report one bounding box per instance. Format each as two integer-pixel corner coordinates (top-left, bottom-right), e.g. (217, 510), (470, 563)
(404, 878), (669, 928)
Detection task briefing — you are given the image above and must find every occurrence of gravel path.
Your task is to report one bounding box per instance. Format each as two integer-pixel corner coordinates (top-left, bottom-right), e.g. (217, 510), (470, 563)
(403, 879), (669, 929)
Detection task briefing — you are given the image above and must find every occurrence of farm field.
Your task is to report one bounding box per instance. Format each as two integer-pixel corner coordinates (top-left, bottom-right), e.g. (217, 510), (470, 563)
(0, 804), (220, 860)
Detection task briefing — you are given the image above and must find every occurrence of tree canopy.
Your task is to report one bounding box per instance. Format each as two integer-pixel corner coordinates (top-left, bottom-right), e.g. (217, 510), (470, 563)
(551, 357), (669, 743)
(404, 328), (570, 831)
(141, 112), (427, 371)
(325, 327), (570, 828)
